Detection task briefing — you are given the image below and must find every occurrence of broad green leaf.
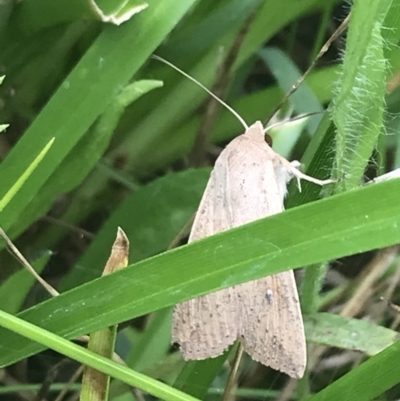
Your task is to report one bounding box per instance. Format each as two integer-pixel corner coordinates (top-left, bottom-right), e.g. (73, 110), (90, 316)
(304, 313), (400, 356)
(0, 0), (197, 235)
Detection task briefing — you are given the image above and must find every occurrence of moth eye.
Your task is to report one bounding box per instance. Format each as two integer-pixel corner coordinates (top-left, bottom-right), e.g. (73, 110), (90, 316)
(264, 134), (273, 147)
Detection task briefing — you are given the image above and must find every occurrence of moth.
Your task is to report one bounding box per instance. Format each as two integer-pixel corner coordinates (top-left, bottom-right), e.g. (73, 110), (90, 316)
(153, 56), (332, 379)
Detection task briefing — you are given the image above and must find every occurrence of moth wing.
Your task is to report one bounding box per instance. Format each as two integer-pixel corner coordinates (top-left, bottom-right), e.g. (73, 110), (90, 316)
(172, 158), (239, 359)
(239, 272), (306, 379)
(219, 128), (306, 378)
(172, 287), (238, 359)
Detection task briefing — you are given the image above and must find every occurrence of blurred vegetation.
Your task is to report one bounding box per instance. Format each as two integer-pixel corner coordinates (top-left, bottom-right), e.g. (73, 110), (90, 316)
(1, 1), (400, 401)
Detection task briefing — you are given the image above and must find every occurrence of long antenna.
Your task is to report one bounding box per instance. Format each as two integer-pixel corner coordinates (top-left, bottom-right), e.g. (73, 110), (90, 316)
(263, 13), (350, 125)
(264, 111), (324, 133)
(152, 55), (249, 131)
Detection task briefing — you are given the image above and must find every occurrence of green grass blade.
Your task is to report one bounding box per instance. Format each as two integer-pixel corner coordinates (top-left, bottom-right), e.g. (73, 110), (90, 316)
(331, 0), (394, 191)
(0, 137), (54, 212)
(0, 177), (400, 366)
(0, 309), (200, 401)
(307, 340), (400, 401)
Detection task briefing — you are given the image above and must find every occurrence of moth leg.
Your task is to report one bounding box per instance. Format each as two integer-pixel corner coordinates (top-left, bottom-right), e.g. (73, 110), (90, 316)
(287, 160), (334, 187)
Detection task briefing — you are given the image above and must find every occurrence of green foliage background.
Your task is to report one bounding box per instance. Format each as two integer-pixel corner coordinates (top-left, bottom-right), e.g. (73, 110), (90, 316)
(1, 1), (400, 401)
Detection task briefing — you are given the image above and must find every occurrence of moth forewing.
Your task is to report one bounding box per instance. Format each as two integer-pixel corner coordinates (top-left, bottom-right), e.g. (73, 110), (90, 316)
(239, 274), (306, 379)
(171, 157), (239, 358)
(172, 121), (307, 378)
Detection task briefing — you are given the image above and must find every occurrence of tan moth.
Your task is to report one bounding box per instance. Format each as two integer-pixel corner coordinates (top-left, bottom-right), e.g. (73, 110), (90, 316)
(154, 56), (332, 379)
